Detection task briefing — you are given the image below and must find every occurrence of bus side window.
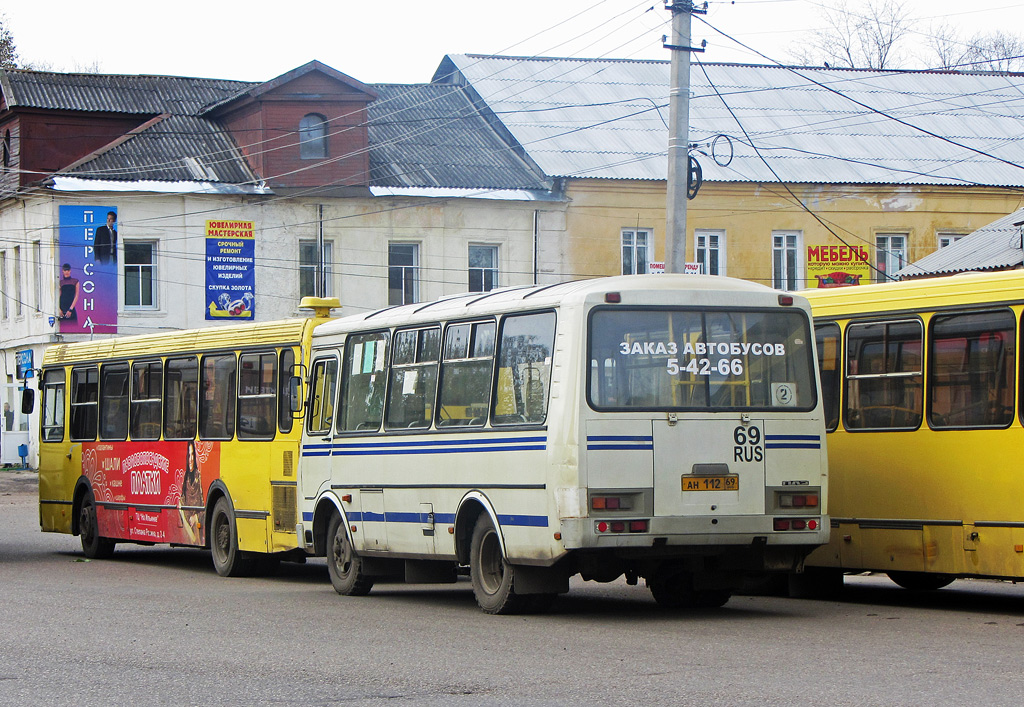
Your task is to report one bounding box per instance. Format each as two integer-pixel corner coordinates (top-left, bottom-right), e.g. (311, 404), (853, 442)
(131, 361), (162, 440)
(339, 331), (390, 433)
(41, 369), (66, 443)
(99, 363), (129, 441)
(307, 358), (338, 435)
(199, 354), (236, 440)
(164, 356), (199, 440)
(278, 348), (296, 434)
(815, 322), (841, 431)
(69, 366), (99, 441)
(492, 312), (555, 425)
(385, 327), (439, 430)
(238, 351), (276, 440)
(929, 310), (1015, 428)
(438, 320), (495, 427)
(844, 320), (923, 430)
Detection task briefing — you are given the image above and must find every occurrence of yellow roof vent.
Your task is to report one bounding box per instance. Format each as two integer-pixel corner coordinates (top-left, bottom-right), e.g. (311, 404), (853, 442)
(298, 296), (341, 319)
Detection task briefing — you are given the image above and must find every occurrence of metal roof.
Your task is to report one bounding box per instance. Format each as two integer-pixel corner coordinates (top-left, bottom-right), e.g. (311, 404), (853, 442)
(1, 69), (254, 115)
(895, 208), (1024, 278)
(367, 84), (549, 190)
(435, 54), (1024, 187)
(1, 67), (550, 191)
(64, 114), (258, 184)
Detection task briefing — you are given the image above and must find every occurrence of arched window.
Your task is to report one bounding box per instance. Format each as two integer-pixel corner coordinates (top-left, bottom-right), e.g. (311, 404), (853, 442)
(299, 114), (328, 160)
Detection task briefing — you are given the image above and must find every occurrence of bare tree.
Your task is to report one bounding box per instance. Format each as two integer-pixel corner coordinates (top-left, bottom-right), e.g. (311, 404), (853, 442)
(927, 22), (972, 70)
(966, 31), (1024, 72)
(0, 15), (18, 70)
(790, 0), (915, 69)
(927, 27), (1024, 71)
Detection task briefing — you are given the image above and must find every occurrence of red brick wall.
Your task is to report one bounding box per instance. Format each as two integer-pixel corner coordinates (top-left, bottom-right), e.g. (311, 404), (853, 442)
(218, 71), (373, 188)
(17, 111), (145, 185)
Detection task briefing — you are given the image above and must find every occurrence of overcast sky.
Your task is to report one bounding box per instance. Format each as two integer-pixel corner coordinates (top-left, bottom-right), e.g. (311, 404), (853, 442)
(4, 0), (1023, 82)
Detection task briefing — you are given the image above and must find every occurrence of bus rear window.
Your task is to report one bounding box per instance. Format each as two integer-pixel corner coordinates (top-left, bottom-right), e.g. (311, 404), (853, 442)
(588, 308), (816, 411)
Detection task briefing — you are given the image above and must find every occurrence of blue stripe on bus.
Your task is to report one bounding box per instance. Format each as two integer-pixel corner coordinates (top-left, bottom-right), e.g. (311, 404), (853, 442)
(302, 510), (546, 527)
(587, 444), (654, 451)
(301, 436), (547, 457)
(586, 435), (654, 451)
(765, 434), (821, 449)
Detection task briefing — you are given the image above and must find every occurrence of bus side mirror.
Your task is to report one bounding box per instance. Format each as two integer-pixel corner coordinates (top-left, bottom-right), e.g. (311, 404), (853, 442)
(289, 376), (303, 413)
(21, 388), (35, 415)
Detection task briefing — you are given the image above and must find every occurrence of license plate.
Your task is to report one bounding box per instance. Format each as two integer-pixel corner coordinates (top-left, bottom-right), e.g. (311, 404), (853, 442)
(682, 475), (739, 492)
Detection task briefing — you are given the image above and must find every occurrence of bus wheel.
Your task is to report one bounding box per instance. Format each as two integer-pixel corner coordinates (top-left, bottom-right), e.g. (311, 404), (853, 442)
(326, 513), (373, 596)
(79, 489), (115, 559)
(210, 497), (255, 577)
(887, 571), (955, 591)
(469, 514), (529, 614)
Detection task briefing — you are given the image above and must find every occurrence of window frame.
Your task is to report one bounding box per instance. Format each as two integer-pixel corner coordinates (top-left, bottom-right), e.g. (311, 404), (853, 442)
(237, 351), (277, 441)
(874, 233), (908, 283)
(69, 366), (99, 442)
(468, 244), (499, 293)
(198, 353), (237, 441)
(491, 310), (557, 426)
(98, 362), (130, 441)
(299, 113), (329, 160)
(299, 239), (334, 299)
(385, 325), (441, 431)
(621, 228), (651, 276)
(843, 318), (924, 431)
(694, 229), (726, 276)
(306, 355), (339, 436)
(814, 321), (842, 432)
(436, 318), (497, 428)
(388, 242), (420, 306)
(163, 356), (199, 440)
(130, 360), (163, 441)
(772, 231), (802, 291)
(124, 240), (158, 309)
(927, 308), (1016, 430)
(41, 368), (66, 443)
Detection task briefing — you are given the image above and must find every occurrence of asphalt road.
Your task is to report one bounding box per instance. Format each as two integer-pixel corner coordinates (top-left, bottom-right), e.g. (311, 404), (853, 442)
(3, 468), (1024, 706)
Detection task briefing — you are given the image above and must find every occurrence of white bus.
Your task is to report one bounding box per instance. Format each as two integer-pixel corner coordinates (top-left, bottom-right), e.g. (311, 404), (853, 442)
(297, 275), (829, 613)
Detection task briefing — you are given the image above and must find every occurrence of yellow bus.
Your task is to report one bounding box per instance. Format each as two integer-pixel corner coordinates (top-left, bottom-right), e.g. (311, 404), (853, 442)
(803, 270), (1024, 591)
(35, 298), (338, 576)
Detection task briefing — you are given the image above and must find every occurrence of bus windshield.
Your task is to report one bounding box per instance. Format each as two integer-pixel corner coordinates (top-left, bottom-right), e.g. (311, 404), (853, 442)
(588, 307), (816, 411)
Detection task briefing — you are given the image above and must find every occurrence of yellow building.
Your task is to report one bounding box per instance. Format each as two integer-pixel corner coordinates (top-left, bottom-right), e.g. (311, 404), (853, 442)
(437, 55), (1024, 288)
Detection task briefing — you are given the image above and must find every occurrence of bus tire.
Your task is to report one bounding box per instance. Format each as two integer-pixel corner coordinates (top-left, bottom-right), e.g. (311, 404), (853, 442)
(210, 497), (255, 577)
(326, 513), (373, 596)
(887, 571), (955, 591)
(469, 514), (529, 614)
(79, 489), (115, 559)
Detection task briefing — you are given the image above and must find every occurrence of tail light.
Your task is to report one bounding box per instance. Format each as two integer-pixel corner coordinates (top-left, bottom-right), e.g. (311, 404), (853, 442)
(778, 493), (819, 509)
(774, 518), (820, 532)
(591, 495), (633, 511)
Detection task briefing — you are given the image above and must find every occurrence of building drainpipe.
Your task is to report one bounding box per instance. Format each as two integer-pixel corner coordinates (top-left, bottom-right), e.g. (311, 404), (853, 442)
(533, 209), (539, 285)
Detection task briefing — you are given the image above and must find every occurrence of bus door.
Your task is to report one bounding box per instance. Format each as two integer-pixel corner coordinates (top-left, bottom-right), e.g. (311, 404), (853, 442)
(301, 353), (339, 503)
(653, 418), (767, 518)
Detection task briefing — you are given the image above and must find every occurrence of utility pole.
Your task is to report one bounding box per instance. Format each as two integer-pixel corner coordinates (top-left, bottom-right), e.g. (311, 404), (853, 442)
(664, 1), (704, 273)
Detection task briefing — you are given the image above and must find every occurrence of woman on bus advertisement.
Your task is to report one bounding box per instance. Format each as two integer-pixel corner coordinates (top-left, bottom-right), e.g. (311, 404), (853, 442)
(82, 440), (220, 546)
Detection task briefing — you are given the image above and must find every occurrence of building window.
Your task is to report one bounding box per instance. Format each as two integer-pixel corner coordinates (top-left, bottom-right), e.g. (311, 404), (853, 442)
(299, 240), (334, 298)
(299, 113), (328, 160)
(772, 231), (801, 291)
(695, 229), (725, 276)
(937, 233), (965, 249)
(622, 229), (650, 275)
(388, 243), (419, 306)
(124, 242), (157, 308)
(469, 244), (498, 292)
(875, 233), (907, 283)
